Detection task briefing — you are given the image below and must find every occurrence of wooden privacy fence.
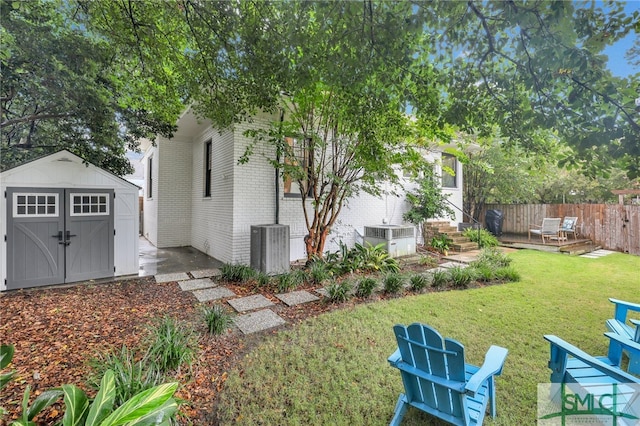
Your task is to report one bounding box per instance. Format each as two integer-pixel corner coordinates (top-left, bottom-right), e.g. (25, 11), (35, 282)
(479, 204), (640, 256)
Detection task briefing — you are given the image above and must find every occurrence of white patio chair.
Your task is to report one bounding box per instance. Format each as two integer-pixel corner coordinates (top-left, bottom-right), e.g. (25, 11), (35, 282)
(528, 218), (562, 244)
(560, 216), (578, 240)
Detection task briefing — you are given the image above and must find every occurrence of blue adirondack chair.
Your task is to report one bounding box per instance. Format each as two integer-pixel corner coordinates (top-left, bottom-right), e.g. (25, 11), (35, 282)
(544, 334), (640, 425)
(606, 298), (640, 374)
(388, 323), (508, 426)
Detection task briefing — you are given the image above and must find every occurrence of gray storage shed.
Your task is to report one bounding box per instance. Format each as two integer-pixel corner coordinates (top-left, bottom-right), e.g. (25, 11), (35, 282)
(0, 150), (139, 291)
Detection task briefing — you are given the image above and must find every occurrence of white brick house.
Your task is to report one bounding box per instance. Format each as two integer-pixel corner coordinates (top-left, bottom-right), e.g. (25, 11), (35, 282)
(141, 108), (464, 263)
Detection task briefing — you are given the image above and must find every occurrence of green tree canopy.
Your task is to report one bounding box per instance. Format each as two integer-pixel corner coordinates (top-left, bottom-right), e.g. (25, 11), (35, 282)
(0, 0), (179, 174)
(421, 1), (640, 177)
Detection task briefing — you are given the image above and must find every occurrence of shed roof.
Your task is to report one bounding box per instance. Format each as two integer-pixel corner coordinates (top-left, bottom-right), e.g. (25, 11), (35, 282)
(0, 150), (140, 190)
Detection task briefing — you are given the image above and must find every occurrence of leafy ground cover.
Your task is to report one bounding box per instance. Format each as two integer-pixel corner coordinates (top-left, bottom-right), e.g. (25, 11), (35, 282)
(1, 250), (638, 424)
(0, 262), (428, 424)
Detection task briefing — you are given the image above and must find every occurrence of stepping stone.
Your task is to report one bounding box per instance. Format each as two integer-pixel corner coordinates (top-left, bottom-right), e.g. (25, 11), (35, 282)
(580, 249), (615, 258)
(191, 286), (236, 302)
(315, 288), (329, 298)
(228, 294), (275, 313)
(429, 267), (447, 273)
(179, 278), (217, 292)
(234, 309), (286, 335)
(155, 272), (190, 283)
(191, 268), (222, 279)
(276, 290), (320, 306)
(438, 262), (466, 269)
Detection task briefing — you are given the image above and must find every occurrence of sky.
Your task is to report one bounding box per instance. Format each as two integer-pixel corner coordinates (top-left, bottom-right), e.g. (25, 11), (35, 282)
(602, 1), (639, 78)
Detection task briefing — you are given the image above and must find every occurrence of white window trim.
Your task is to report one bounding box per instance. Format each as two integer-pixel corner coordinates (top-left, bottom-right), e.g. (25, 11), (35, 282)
(69, 193), (110, 216)
(441, 154), (457, 189)
(13, 193), (59, 218)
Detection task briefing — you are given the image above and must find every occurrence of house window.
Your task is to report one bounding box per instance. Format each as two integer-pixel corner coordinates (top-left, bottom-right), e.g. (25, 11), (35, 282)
(283, 137), (312, 197)
(204, 140), (212, 197)
(147, 156), (153, 198)
(70, 193), (109, 216)
(441, 154), (457, 188)
(13, 193), (58, 217)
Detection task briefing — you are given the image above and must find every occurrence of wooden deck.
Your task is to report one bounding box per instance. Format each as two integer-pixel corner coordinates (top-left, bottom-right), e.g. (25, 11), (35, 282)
(498, 233), (598, 255)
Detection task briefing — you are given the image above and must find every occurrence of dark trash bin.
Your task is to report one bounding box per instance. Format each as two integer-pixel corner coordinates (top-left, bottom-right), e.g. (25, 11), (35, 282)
(485, 209), (504, 237)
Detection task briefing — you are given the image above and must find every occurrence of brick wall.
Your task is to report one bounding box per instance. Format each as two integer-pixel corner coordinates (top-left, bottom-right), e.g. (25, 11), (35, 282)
(142, 146), (158, 245)
(190, 127), (236, 263)
(143, 109), (465, 262)
(156, 136), (193, 247)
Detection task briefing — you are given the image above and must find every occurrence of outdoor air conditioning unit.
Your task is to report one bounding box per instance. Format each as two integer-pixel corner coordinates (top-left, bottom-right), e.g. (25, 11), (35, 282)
(250, 224), (290, 275)
(363, 225), (416, 258)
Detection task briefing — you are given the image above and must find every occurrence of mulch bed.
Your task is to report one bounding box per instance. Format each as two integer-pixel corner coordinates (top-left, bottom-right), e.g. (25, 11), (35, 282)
(0, 275), (381, 425)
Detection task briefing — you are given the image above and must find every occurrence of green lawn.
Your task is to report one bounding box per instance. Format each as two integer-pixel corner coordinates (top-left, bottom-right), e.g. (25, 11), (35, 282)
(215, 250), (640, 425)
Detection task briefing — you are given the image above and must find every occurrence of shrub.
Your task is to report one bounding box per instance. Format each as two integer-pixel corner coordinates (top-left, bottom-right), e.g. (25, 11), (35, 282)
(463, 228), (499, 248)
(431, 270), (449, 289)
(409, 274), (430, 292)
(326, 280), (352, 303)
(383, 273), (404, 294)
(89, 345), (165, 406)
(351, 243), (400, 273)
(329, 242), (400, 275)
(494, 266), (521, 282)
(430, 235), (451, 254)
(1, 344), (15, 391)
(4, 346), (178, 425)
(355, 277), (378, 298)
(220, 263), (256, 282)
(202, 304), (234, 335)
(449, 266), (475, 288)
(144, 316), (196, 373)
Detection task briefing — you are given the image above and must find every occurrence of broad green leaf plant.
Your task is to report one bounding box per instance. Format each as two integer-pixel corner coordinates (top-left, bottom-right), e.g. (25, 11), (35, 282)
(1, 344), (178, 426)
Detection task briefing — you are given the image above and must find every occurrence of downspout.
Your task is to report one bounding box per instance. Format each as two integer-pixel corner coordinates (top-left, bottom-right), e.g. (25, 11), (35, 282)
(275, 108), (285, 224)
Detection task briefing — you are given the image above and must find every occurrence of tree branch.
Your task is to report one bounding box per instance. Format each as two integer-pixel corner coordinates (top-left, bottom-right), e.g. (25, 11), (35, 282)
(1, 112), (73, 128)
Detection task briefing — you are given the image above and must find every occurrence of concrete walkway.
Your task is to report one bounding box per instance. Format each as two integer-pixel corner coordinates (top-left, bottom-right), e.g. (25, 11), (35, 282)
(156, 268), (325, 335)
(579, 249), (616, 259)
(139, 237), (223, 277)
(154, 258), (474, 335)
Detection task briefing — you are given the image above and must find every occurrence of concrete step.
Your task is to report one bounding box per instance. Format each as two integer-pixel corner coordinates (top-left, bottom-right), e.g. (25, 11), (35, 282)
(451, 242), (479, 252)
(447, 235), (469, 242)
(425, 221), (452, 228)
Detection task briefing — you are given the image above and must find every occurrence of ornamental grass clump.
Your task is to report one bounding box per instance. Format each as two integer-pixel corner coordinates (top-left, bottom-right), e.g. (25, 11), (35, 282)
(449, 266), (476, 289)
(355, 277), (378, 298)
(220, 263), (256, 282)
(472, 247), (512, 269)
(431, 269), (449, 289)
(383, 273), (404, 294)
(409, 274), (430, 292)
(276, 269), (306, 293)
(494, 266), (521, 282)
(144, 316), (196, 373)
(255, 271), (271, 287)
(89, 345), (165, 406)
(202, 304), (234, 335)
(308, 261), (332, 285)
(326, 280), (352, 303)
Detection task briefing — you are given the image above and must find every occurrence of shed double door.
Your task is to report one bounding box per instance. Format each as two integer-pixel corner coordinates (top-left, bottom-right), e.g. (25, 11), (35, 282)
(6, 188), (114, 290)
